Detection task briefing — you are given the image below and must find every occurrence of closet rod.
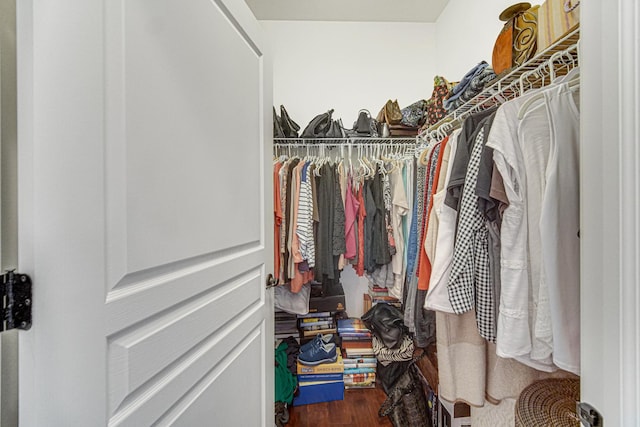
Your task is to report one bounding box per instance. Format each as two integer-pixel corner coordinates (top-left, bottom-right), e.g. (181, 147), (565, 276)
(273, 142), (416, 148)
(274, 137), (417, 144)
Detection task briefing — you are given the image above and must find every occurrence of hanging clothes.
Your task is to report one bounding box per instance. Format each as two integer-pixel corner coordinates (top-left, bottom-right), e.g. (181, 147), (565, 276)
(273, 142), (417, 305)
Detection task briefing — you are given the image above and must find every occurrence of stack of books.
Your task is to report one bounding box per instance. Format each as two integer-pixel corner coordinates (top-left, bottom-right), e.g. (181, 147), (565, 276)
(364, 285), (402, 311)
(294, 352), (345, 406)
(275, 310), (300, 344)
(297, 311), (336, 340)
(337, 318), (377, 389)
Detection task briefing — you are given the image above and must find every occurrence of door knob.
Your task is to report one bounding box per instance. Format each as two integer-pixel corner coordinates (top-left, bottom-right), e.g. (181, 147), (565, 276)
(265, 274), (278, 289)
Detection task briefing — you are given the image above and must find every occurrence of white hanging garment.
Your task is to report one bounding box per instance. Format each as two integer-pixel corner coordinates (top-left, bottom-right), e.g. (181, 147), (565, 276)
(540, 83), (581, 375)
(424, 130), (460, 312)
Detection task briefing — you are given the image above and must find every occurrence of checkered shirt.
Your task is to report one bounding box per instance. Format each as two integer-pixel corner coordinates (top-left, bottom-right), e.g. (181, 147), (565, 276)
(447, 128), (496, 342)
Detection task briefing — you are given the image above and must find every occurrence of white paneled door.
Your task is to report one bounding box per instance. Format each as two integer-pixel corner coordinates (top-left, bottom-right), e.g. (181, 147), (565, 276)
(16, 0), (273, 425)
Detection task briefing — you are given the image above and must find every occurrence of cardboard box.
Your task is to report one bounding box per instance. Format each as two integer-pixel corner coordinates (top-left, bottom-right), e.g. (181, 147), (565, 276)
(297, 351), (344, 375)
(292, 380), (344, 406)
(537, 0), (580, 52)
(438, 396), (471, 427)
(308, 294), (346, 313)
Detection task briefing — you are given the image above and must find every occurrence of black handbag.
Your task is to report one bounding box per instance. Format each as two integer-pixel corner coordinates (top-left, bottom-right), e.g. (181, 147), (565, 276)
(325, 118), (345, 139)
(361, 303), (407, 349)
(378, 354), (432, 427)
(273, 107), (285, 138)
(353, 109), (379, 137)
(280, 105), (300, 138)
(377, 359), (412, 395)
(301, 109), (334, 138)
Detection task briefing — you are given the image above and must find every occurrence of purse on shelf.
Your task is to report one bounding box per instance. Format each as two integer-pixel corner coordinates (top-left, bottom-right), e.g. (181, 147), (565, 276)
(400, 100), (428, 128)
(273, 106), (285, 138)
(324, 118), (345, 139)
(301, 109), (334, 138)
(376, 100), (403, 125)
(279, 105), (300, 138)
(353, 109), (379, 137)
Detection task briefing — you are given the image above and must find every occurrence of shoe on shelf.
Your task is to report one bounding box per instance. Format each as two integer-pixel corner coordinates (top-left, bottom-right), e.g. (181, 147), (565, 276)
(297, 342), (338, 366)
(300, 333), (335, 353)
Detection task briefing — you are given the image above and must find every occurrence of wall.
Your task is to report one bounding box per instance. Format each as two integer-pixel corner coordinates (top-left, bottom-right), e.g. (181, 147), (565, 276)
(435, 0), (516, 79)
(262, 21), (437, 131)
(263, 20), (437, 317)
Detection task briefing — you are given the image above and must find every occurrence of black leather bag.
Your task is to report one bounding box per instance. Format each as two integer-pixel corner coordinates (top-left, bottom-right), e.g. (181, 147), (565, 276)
(361, 303), (407, 349)
(377, 359), (412, 395)
(280, 105), (300, 138)
(301, 109), (334, 138)
(353, 109), (379, 137)
(325, 118), (345, 138)
(273, 106), (285, 138)
(378, 354), (431, 427)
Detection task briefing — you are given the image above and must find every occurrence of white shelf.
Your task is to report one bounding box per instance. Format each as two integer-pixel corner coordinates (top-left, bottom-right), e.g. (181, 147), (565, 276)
(420, 27), (580, 140)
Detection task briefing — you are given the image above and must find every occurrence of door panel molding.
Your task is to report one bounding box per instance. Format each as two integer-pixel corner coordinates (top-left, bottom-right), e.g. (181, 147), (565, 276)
(108, 269), (261, 412)
(108, 311), (265, 426)
(105, 244), (263, 334)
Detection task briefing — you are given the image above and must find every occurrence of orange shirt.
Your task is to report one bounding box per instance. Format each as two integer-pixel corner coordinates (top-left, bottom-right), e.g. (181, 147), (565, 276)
(274, 162), (283, 283)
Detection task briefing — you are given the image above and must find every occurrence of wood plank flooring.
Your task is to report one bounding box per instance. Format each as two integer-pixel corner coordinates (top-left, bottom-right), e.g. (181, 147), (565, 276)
(287, 386), (393, 427)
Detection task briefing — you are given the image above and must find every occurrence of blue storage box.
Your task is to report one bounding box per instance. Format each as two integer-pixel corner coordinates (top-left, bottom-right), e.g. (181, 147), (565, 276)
(292, 380), (344, 406)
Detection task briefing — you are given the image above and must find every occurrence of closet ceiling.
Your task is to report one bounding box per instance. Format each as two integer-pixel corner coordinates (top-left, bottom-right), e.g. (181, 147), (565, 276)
(245, 0), (450, 23)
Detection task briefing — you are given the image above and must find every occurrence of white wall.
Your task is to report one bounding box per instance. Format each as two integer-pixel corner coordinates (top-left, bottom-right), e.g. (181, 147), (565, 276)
(435, 0), (517, 79)
(262, 21), (437, 131)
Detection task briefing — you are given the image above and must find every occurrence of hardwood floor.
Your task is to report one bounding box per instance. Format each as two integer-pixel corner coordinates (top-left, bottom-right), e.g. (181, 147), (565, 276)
(287, 386), (393, 427)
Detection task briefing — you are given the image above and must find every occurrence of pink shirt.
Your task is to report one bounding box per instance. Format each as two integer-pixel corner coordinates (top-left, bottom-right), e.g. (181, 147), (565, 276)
(344, 177), (360, 259)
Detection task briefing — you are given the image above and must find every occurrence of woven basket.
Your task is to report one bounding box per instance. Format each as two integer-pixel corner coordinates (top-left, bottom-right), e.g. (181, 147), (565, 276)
(515, 378), (580, 427)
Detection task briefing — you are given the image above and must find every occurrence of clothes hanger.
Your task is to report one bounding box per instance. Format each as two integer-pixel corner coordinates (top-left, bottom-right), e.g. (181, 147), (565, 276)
(549, 50), (566, 82)
(517, 72), (580, 120)
(517, 46), (580, 119)
(357, 145), (368, 180)
(418, 143), (432, 166)
(365, 145), (376, 178)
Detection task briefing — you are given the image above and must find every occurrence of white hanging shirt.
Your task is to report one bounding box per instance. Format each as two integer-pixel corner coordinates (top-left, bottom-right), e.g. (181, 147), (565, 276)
(516, 101), (555, 363)
(541, 83), (581, 375)
(425, 130), (460, 313)
(389, 166), (409, 299)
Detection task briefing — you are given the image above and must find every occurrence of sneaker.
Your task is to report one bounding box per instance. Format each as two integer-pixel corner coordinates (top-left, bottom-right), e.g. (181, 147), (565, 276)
(300, 333), (335, 353)
(297, 342), (338, 366)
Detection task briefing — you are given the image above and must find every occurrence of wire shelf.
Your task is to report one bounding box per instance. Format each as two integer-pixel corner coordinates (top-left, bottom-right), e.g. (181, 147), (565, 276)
(273, 137), (417, 146)
(419, 27), (580, 141)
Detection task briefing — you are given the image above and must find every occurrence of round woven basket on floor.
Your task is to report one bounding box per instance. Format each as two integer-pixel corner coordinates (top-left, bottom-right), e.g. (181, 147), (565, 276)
(515, 378), (580, 427)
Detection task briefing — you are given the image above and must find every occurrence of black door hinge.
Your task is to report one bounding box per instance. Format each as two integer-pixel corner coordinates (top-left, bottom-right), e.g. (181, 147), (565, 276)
(0, 270), (32, 332)
(577, 402), (603, 427)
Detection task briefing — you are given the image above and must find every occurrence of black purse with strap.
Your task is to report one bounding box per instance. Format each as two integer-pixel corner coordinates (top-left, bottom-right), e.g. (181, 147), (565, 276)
(301, 109), (334, 138)
(273, 106), (285, 138)
(280, 105), (300, 138)
(361, 303), (407, 350)
(378, 352), (432, 427)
